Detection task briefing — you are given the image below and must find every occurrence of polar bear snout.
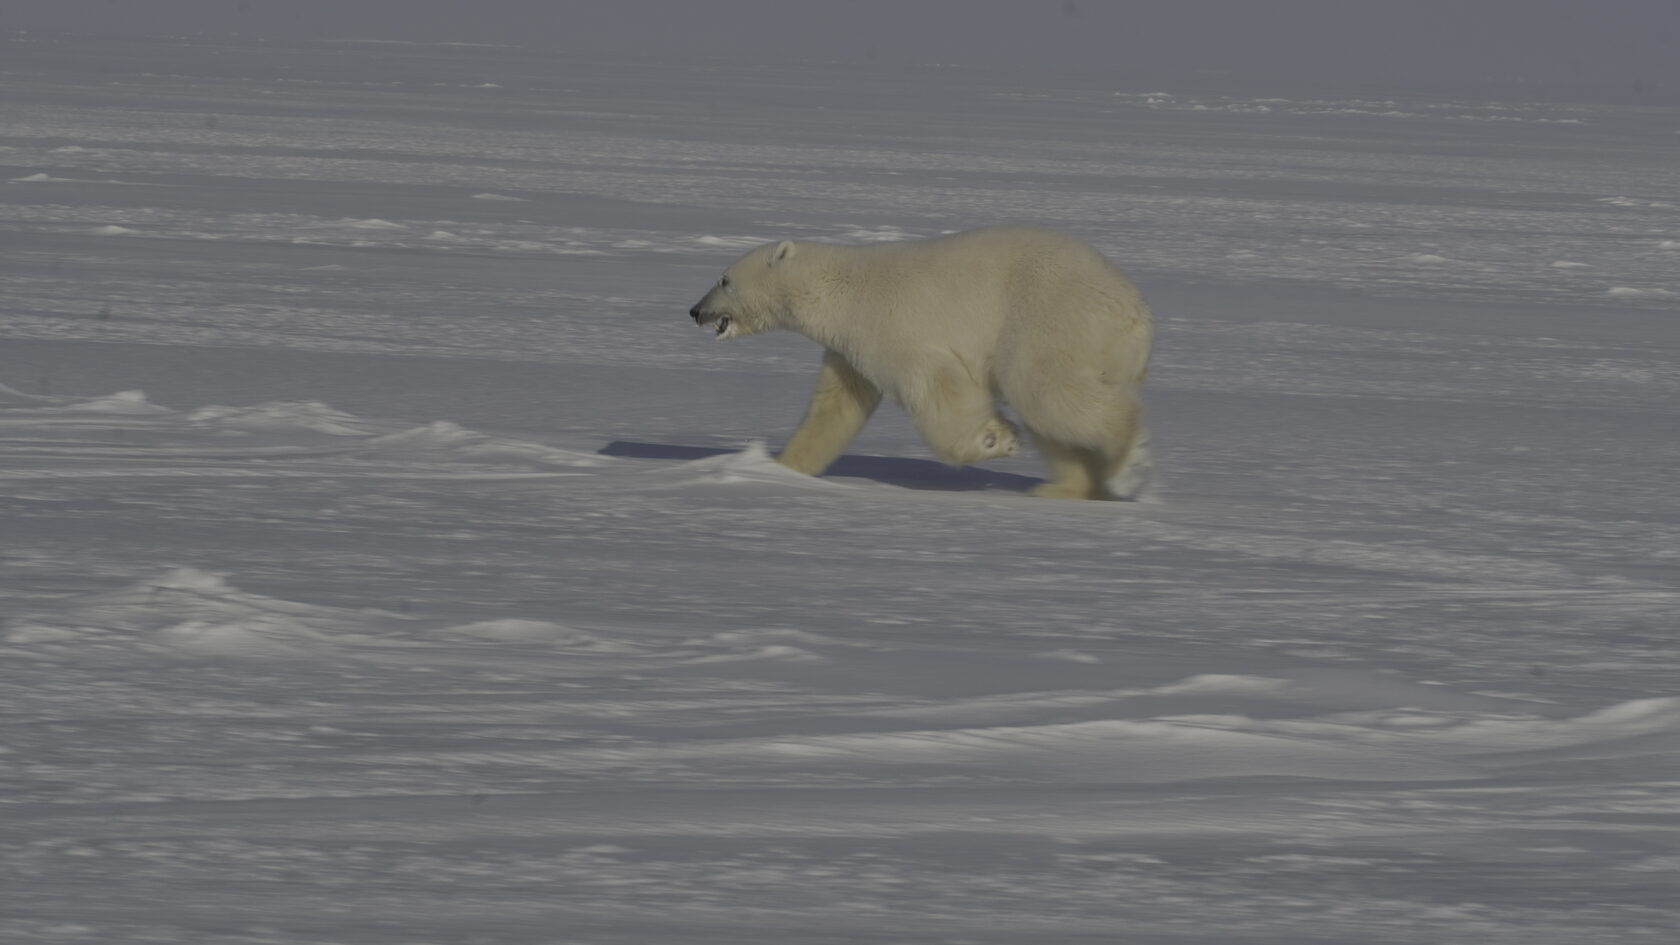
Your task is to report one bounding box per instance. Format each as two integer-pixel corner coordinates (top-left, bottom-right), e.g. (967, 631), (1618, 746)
(689, 303), (733, 338)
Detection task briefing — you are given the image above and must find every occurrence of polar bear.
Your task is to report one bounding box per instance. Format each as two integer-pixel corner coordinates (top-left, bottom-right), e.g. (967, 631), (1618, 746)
(687, 225), (1153, 499)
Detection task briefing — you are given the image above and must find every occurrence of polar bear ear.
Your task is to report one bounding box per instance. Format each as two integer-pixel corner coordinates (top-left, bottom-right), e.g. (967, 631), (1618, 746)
(771, 240), (797, 265)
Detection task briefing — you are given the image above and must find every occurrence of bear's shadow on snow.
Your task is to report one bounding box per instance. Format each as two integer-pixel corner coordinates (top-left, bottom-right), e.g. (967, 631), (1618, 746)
(599, 441), (1041, 494)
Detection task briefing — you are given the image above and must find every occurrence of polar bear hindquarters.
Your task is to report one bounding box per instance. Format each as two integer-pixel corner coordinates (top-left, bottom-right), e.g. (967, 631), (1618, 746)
(992, 243), (1153, 499)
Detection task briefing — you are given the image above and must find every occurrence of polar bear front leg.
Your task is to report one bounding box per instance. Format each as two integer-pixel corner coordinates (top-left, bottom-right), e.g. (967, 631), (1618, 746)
(906, 359), (1019, 466)
(777, 349), (883, 475)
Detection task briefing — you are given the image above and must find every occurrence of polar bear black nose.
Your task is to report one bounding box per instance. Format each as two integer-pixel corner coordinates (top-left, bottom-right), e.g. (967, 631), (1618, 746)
(689, 306), (702, 323)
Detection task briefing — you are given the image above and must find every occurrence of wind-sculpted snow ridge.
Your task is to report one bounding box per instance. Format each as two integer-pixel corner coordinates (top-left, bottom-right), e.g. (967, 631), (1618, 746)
(8, 566), (1678, 788)
(6, 559), (1680, 943)
(3, 409), (1678, 941)
(1106, 90), (1596, 125)
(362, 420), (605, 470)
(0, 389), (609, 485)
(0, 380), (56, 404)
(2, 566), (407, 660)
(185, 401), (378, 437)
(4, 385), (1677, 758)
(1, 567), (634, 663)
(40, 389), (174, 416)
(8, 172), (156, 185)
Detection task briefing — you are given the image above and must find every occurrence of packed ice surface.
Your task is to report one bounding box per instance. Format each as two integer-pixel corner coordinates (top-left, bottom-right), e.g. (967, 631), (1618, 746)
(2, 35), (1678, 945)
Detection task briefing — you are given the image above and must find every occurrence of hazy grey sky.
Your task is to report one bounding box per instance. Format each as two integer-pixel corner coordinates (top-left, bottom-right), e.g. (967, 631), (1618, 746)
(5, 1), (1678, 99)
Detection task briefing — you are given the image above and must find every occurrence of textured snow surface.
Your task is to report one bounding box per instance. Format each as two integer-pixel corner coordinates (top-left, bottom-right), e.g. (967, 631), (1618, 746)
(2, 35), (1678, 945)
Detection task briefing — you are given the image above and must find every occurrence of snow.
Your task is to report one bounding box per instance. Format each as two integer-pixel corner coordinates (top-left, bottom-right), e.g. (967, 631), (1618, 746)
(2, 34), (1678, 945)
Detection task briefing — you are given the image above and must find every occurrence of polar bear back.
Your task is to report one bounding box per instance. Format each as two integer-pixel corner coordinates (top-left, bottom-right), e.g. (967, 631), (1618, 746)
(803, 226), (1152, 397)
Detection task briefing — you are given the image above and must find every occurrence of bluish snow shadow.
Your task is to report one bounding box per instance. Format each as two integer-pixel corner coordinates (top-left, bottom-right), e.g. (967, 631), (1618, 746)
(598, 440), (1041, 494)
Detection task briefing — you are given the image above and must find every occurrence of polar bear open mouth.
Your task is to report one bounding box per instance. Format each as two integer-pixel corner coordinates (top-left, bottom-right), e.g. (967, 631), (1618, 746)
(713, 315), (733, 338)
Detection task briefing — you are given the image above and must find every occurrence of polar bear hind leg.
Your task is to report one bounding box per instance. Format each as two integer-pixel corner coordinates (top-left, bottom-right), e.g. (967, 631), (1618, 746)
(1020, 390), (1144, 500)
(1028, 435), (1110, 500)
(904, 354), (1020, 467)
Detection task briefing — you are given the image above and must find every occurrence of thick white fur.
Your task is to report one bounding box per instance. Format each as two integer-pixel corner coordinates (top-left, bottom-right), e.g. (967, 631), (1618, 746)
(688, 226), (1153, 499)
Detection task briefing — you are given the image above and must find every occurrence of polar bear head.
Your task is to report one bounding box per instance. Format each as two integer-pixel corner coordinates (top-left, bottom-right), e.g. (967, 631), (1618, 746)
(688, 240), (803, 340)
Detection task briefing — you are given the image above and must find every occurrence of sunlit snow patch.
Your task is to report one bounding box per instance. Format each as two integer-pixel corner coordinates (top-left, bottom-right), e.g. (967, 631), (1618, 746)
(367, 420), (602, 467)
(53, 390), (173, 415)
(672, 627), (850, 664)
(839, 225), (916, 243)
(1598, 196), (1677, 209)
(186, 401), (378, 436)
(684, 644), (825, 664)
(637, 441), (847, 490)
(681, 234), (766, 252)
(1405, 253), (1470, 266)
(1033, 649), (1102, 664)
(433, 618), (627, 649)
(1145, 673), (1294, 696)
(9, 171), (154, 185)
(338, 217), (408, 230)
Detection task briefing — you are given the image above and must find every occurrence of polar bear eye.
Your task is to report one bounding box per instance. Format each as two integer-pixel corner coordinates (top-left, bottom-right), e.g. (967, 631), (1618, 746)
(719, 276), (731, 288)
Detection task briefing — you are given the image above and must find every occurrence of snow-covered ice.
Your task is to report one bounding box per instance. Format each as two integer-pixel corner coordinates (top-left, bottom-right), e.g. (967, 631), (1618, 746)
(2, 35), (1678, 945)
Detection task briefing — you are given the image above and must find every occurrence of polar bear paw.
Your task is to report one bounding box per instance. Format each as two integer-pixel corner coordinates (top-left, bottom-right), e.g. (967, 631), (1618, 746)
(976, 416), (1019, 460)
